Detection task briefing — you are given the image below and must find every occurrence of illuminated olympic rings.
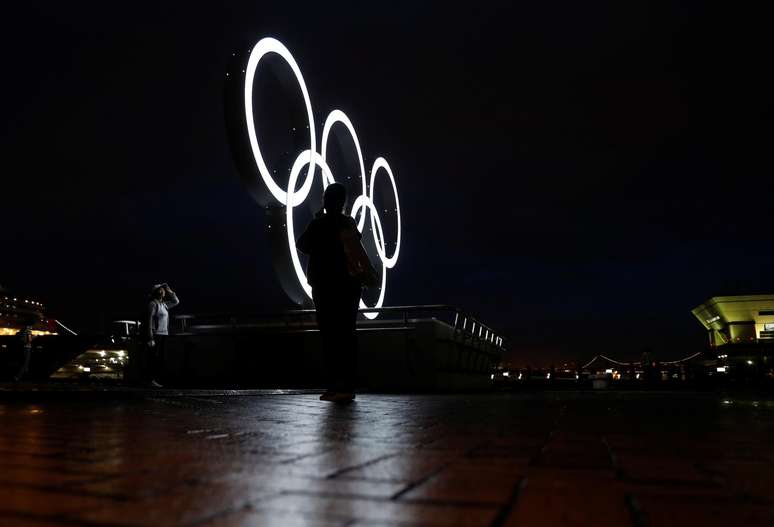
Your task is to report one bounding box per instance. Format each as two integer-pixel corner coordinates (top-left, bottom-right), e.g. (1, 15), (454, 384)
(244, 37), (401, 319)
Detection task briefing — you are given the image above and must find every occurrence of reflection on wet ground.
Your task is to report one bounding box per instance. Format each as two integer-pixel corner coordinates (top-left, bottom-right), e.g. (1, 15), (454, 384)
(0, 391), (773, 526)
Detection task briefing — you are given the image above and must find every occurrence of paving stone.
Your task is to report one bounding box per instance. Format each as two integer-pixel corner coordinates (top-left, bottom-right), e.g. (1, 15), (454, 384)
(700, 460), (774, 499)
(1, 392), (773, 525)
(613, 454), (718, 487)
(252, 493), (499, 526)
(70, 482), (277, 527)
(418, 436), (488, 453)
(214, 471), (409, 499)
(340, 453), (453, 483)
(0, 515), (75, 527)
(505, 468), (631, 526)
(634, 493), (774, 527)
(0, 455), (125, 477)
(466, 442), (544, 460)
(400, 463), (524, 504)
(73, 470), (193, 498)
(0, 486), (115, 518)
(200, 507), (348, 527)
(533, 438), (612, 470)
(0, 466), (109, 487)
(278, 477), (408, 499)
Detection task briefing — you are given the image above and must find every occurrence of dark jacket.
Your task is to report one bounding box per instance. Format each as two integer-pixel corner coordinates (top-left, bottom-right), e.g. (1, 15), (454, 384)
(297, 213), (361, 291)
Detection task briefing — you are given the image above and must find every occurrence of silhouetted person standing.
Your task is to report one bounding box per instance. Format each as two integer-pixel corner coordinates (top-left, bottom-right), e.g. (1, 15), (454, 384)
(146, 283), (179, 388)
(13, 321), (34, 381)
(297, 183), (374, 403)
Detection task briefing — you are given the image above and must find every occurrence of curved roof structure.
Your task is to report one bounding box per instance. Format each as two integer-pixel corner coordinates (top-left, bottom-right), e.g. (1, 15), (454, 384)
(692, 295), (774, 345)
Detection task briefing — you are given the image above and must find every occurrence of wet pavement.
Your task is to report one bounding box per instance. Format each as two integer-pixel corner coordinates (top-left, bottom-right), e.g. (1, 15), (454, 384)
(0, 391), (773, 526)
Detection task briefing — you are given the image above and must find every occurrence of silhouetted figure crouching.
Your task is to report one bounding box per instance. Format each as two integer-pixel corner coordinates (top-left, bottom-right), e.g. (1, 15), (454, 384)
(297, 183), (376, 403)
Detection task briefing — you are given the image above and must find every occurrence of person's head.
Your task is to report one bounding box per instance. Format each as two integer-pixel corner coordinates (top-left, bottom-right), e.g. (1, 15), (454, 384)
(151, 285), (165, 301)
(323, 183), (347, 214)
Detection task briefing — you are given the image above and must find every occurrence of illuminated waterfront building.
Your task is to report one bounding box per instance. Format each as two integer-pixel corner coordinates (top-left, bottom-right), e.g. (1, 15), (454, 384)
(1, 285), (126, 380)
(692, 295), (774, 381)
(692, 295), (774, 346)
(0, 286), (57, 336)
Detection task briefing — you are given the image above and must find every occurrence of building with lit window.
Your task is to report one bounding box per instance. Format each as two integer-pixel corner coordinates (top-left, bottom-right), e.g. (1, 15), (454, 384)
(692, 295), (774, 346)
(692, 295), (774, 382)
(0, 286), (56, 336)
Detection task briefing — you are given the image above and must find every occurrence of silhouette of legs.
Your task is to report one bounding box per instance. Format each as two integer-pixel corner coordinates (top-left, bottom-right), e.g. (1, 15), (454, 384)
(14, 346), (32, 381)
(148, 335), (166, 386)
(313, 284), (360, 394)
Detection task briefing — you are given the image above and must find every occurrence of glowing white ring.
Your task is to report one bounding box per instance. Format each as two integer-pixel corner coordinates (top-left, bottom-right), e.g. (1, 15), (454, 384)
(244, 37), (316, 207)
(286, 150), (333, 299)
(350, 194), (387, 320)
(244, 38), (401, 318)
(321, 110), (368, 231)
(369, 157), (401, 268)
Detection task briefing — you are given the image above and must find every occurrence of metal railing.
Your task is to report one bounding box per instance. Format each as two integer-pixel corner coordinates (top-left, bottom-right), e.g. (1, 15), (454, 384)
(174, 304), (505, 351)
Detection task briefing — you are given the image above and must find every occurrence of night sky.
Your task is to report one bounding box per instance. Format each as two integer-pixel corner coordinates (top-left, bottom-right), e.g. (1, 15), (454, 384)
(2, 1), (772, 366)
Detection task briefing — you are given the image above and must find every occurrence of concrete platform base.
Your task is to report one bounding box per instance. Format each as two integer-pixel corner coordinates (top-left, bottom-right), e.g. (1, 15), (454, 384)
(128, 317), (500, 391)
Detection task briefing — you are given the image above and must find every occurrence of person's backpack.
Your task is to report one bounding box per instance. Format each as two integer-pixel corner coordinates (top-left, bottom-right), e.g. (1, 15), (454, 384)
(340, 227), (379, 287)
